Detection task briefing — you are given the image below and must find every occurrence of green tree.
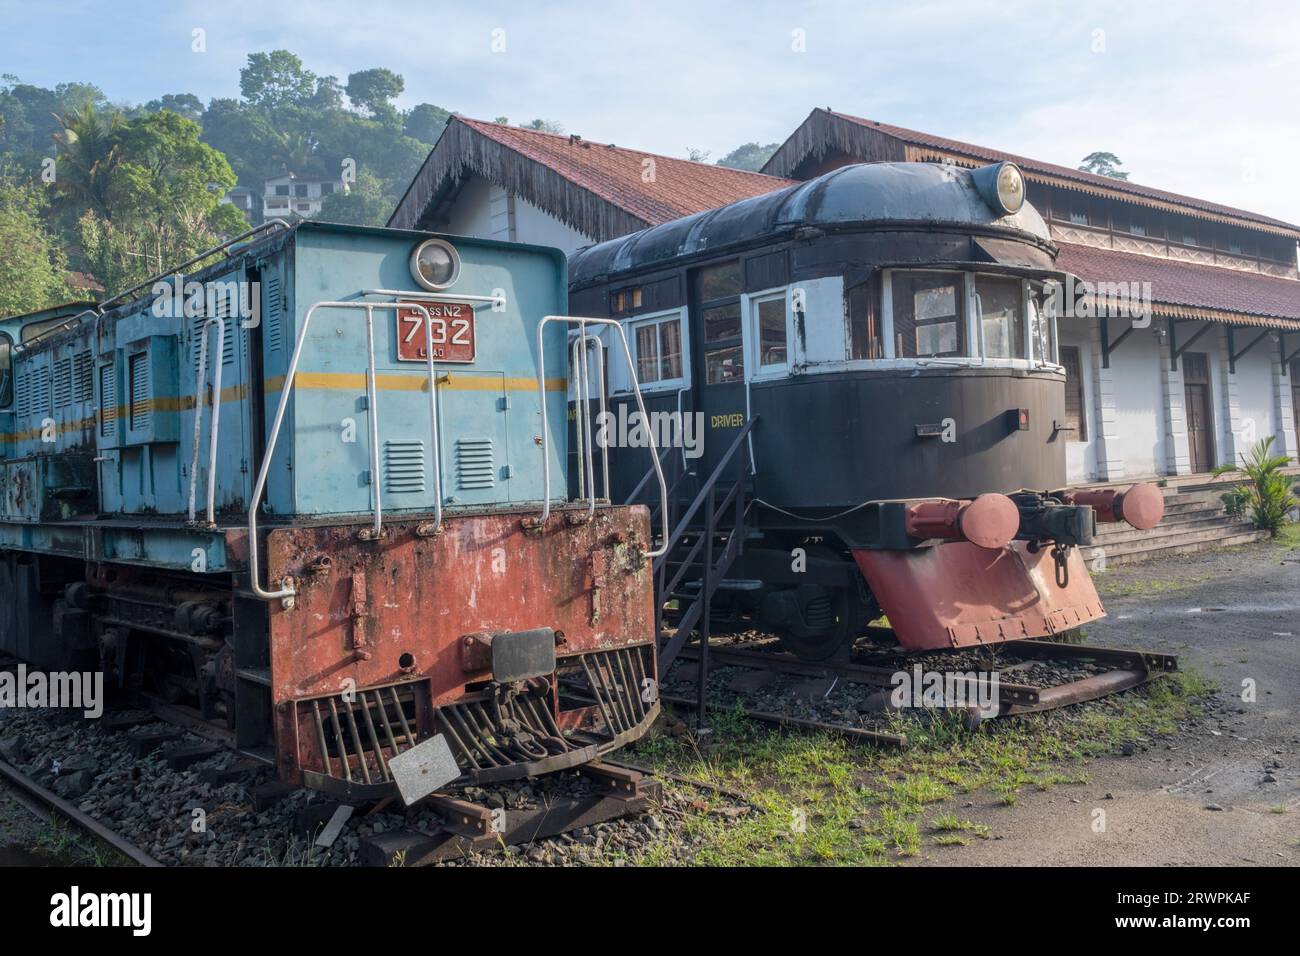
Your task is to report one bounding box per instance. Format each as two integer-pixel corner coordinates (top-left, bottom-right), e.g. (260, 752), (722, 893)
(0, 170), (70, 317)
(1078, 151), (1130, 180)
(317, 168), (390, 226)
(716, 142), (779, 172)
(49, 102), (124, 216)
(519, 118), (563, 133)
(135, 93), (204, 123)
(64, 110), (244, 292)
(345, 68), (404, 117)
(240, 51), (316, 110)
(404, 103), (450, 143)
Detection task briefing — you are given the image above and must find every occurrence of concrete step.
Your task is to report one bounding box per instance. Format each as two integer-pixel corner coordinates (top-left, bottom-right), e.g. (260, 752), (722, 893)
(1092, 518), (1258, 555)
(1085, 524), (1268, 569)
(1157, 496), (1233, 516)
(1087, 529), (1269, 569)
(1093, 513), (1244, 544)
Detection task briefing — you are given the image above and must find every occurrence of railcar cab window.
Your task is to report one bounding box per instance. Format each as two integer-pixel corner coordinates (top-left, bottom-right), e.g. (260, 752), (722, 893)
(698, 261), (744, 384)
(847, 277), (884, 360)
(0, 332), (12, 408)
(1028, 283), (1054, 363)
(976, 275), (1026, 359)
(892, 271), (965, 358)
(753, 294), (787, 368)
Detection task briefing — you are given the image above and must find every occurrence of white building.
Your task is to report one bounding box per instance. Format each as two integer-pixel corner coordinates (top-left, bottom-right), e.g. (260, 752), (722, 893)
(263, 173), (345, 221)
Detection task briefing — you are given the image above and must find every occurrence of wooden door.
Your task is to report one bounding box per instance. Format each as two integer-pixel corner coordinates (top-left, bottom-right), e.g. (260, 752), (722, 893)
(1182, 352), (1214, 472)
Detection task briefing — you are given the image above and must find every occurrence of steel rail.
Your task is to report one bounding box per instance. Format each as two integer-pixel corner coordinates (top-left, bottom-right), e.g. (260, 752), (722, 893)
(0, 759), (163, 867)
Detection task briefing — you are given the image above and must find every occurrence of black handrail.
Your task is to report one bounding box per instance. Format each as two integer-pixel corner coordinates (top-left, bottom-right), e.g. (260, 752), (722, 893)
(653, 417), (757, 573)
(652, 416), (758, 712)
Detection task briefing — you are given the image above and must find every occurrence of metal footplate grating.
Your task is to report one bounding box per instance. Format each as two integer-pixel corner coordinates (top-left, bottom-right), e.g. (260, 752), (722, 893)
(296, 645), (659, 799)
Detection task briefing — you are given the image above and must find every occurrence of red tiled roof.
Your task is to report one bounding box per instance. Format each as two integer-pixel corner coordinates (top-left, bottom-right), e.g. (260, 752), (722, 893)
(457, 118), (796, 225)
(1056, 242), (1300, 325)
(825, 111), (1300, 235)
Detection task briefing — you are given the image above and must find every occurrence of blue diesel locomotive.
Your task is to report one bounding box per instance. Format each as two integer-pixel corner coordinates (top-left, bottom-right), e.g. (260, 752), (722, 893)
(0, 220), (663, 800)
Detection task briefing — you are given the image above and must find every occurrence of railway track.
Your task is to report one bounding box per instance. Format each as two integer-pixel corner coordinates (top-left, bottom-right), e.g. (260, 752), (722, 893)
(0, 654), (694, 867)
(662, 632), (1178, 742)
(0, 757), (161, 867)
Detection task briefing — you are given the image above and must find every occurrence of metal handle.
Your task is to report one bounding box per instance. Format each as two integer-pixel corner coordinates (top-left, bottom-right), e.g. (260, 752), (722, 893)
(536, 316), (669, 559)
(248, 300), (439, 602)
(187, 316), (225, 526)
(571, 334), (610, 517)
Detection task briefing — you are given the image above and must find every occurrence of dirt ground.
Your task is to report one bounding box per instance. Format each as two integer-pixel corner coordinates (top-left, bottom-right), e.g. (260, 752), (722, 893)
(914, 539), (1300, 866)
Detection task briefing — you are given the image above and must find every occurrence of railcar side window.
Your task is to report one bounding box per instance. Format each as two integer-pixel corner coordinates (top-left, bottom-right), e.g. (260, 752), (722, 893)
(697, 260), (745, 384)
(976, 276), (1026, 359)
(892, 271), (965, 358)
(0, 332), (12, 408)
(631, 313), (683, 384)
(698, 262), (741, 301)
(703, 303), (744, 383)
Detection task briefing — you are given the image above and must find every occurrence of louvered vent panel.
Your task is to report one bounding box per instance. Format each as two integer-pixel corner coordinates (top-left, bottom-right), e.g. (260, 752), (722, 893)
(29, 367), (51, 417)
(15, 368), (29, 418)
(264, 273), (283, 351)
(384, 440), (426, 494)
(53, 358), (73, 409)
(99, 364), (117, 439)
(456, 438), (495, 490)
(128, 352), (151, 431)
(190, 293), (235, 373)
(191, 312), (206, 376)
(74, 350), (94, 402)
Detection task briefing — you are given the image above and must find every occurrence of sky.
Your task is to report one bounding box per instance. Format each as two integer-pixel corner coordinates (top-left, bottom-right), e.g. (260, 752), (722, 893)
(3, 0), (1299, 222)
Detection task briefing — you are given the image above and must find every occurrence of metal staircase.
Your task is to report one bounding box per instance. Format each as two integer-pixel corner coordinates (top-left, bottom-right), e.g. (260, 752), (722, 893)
(626, 418), (758, 723)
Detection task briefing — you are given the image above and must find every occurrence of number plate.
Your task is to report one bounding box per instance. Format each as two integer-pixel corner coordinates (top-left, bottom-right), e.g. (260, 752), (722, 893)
(395, 302), (476, 363)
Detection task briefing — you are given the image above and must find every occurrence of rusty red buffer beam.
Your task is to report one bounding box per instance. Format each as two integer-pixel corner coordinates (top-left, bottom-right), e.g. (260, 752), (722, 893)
(904, 493), (1022, 549)
(1056, 483), (1165, 530)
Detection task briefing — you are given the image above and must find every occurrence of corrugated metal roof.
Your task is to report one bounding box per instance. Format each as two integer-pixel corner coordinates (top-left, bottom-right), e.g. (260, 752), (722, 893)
(1057, 241), (1300, 326)
(763, 109), (1300, 237)
(389, 116), (796, 239)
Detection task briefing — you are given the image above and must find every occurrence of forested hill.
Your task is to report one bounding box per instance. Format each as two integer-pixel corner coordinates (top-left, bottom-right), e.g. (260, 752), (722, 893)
(0, 49), (771, 314)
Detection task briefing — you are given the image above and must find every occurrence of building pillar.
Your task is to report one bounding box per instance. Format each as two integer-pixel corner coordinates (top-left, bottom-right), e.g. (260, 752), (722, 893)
(1088, 323), (1124, 481)
(1274, 348), (1299, 461)
(1161, 348), (1192, 475)
(1218, 334), (1246, 468)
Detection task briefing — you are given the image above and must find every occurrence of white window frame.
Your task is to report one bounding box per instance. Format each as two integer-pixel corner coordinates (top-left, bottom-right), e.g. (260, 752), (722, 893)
(742, 286), (792, 381)
(835, 269), (1063, 374)
(614, 307), (688, 395)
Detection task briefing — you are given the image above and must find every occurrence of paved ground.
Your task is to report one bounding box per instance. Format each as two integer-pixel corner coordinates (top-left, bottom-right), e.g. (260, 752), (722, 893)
(915, 537), (1300, 866)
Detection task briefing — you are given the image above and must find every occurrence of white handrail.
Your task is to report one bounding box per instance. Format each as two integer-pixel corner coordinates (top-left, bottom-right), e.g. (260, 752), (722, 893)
(248, 300), (438, 602)
(187, 316), (225, 526)
(360, 288), (506, 307)
(536, 316), (669, 559)
(571, 334), (610, 517)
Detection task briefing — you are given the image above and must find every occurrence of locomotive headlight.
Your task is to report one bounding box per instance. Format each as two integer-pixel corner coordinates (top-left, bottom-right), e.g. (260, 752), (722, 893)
(996, 163), (1025, 213)
(971, 161), (1026, 216)
(410, 238), (461, 291)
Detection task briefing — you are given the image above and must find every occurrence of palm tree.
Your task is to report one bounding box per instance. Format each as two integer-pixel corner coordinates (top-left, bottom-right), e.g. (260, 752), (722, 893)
(50, 103), (123, 216)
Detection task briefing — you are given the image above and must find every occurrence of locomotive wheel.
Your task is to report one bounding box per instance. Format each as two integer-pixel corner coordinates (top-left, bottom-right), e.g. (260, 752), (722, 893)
(762, 549), (879, 661)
